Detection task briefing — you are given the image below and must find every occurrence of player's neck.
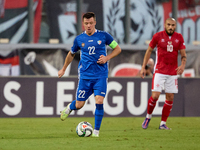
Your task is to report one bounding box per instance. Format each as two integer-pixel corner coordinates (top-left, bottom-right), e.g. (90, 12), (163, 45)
(86, 29), (96, 36)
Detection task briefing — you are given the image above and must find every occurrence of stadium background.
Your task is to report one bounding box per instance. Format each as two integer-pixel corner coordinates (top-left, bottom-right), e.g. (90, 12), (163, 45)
(0, 0), (200, 117)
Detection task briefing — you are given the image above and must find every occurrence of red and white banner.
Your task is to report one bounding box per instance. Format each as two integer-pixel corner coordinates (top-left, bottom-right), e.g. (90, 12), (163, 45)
(0, 0), (42, 43)
(0, 50), (19, 76)
(163, 0), (200, 44)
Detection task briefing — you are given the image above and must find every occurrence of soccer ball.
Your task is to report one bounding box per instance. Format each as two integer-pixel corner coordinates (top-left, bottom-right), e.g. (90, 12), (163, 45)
(76, 121), (93, 137)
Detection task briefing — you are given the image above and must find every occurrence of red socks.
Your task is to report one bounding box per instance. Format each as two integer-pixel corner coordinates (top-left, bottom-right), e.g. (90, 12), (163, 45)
(147, 97), (173, 122)
(147, 96), (158, 115)
(161, 100), (173, 122)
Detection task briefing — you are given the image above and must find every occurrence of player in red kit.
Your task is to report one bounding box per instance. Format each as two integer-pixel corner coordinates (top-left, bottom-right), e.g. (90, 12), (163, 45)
(140, 18), (187, 130)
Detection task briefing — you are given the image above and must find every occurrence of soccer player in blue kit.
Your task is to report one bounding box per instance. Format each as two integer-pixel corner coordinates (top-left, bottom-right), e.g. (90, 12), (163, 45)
(58, 12), (121, 137)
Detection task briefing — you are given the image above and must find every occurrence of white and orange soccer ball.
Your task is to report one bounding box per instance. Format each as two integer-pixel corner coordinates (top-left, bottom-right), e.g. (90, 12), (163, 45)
(76, 121), (93, 137)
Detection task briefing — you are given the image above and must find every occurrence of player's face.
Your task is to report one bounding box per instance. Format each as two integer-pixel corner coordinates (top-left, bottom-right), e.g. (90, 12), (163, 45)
(165, 20), (176, 35)
(83, 17), (96, 36)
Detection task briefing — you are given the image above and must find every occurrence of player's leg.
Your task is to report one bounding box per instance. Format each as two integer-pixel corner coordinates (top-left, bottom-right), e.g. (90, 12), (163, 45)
(159, 75), (177, 130)
(60, 79), (92, 121)
(60, 100), (85, 121)
(142, 73), (165, 129)
(92, 95), (104, 137)
(142, 91), (160, 129)
(92, 78), (107, 137)
(159, 93), (173, 130)
(147, 92), (160, 117)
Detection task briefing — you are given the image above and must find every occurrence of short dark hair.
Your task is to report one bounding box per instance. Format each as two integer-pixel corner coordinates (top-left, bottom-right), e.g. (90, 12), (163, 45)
(82, 12), (96, 20)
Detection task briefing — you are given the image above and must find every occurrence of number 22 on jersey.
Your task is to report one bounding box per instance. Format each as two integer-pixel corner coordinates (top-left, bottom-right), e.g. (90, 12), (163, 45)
(88, 46), (95, 55)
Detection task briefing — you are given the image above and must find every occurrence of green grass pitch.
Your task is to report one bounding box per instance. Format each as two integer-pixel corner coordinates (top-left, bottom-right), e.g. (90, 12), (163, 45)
(0, 117), (200, 150)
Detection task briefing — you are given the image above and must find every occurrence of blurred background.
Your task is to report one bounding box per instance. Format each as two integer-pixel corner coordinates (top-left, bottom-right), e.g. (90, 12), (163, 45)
(0, 0), (200, 77)
(0, 0), (200, 117)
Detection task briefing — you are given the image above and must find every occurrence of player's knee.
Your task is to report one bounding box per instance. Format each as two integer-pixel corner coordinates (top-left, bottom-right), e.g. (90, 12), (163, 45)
(151, 92), (160, 100)
(151, 95), (159, 100)
(96, 99), (103, 104)
(166, 93), (174, 101)
(95, 96), (104, 104)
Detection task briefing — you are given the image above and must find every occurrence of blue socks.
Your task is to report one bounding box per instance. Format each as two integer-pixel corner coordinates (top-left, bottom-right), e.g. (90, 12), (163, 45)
(94, 104), (104, 130)
(69, 100), (77, 110)
(70, 101), (104, 130)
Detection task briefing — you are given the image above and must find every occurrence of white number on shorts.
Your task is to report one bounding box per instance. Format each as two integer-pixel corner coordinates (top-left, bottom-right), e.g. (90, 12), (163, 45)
(78, 90), (85, 98)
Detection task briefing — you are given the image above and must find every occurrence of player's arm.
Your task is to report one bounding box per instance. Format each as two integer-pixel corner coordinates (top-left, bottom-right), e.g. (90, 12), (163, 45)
(58, 51), (75, 78)
(140, 46), (154, 79)
(176, 49), (187, 75)
(97, 40), (121, 64)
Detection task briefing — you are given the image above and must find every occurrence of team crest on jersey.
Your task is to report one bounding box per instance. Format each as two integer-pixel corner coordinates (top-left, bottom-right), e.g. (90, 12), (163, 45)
(97, 40), (102, 45)
(168, 41), (172, 44)
(81, 43), (85, 47)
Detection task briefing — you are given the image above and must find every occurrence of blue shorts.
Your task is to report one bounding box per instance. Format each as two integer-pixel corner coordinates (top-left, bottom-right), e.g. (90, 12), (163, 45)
(76, 78), (107, 101)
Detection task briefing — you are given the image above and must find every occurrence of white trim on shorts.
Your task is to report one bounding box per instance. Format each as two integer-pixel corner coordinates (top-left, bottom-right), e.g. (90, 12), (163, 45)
(152, 73), (178, 93)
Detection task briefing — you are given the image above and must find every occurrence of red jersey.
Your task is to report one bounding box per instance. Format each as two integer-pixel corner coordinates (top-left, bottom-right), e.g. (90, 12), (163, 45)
(149, 31), (186, 75)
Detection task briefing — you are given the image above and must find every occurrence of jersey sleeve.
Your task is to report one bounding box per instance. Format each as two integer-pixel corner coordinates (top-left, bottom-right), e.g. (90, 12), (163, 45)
(179, 34), (186, 50)
(104, 32), (117, 48)
(71, 37), (80, 54)
(149, 33), (158, 49)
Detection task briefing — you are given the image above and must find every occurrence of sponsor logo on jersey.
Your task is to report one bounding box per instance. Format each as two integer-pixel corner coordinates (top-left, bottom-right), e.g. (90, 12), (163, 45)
(97, 40), (102, 45)
(88, 40), (93, 42)
(81, 43), (85, 47)
(161, 39), (165, 42)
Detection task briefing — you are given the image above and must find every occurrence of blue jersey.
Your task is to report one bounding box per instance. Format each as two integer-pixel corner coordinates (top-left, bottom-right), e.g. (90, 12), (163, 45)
(71, 30), (114, 79)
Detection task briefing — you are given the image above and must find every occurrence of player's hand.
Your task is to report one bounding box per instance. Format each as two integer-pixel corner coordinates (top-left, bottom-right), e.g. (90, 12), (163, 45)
(97, 55), (107, 64)
(140, 68), (146, 79)
(58, 69), (65, 78)
(176, 65), (185, 75)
